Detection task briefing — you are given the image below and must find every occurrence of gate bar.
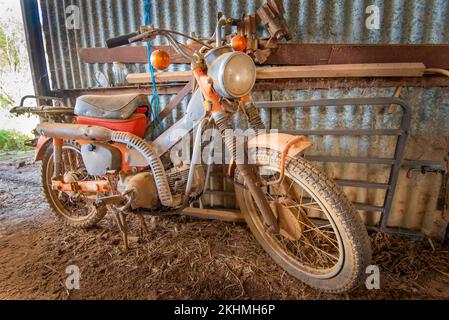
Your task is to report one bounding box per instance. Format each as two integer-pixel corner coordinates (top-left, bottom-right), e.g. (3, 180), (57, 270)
(255, 97), (412, 231)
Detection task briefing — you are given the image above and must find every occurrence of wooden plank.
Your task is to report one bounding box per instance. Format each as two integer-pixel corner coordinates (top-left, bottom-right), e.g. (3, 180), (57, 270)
(53, 75), (449, 100)
(126, 63), (426, 84)
(79, 45), (199, 64)
(256, 63), (425, 79)
(266, 44), (449, 68)
(324, 44), (449, 68)
(79, 47), (148, 64)
(126, 71), (192, 84)
(79, 44), (449, 69)
(54, 84), (186, 97)
(182, 207), (245, 223)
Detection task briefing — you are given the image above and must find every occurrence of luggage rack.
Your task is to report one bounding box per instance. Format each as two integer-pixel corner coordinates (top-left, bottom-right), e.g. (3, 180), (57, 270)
(9, 95), (72, 116)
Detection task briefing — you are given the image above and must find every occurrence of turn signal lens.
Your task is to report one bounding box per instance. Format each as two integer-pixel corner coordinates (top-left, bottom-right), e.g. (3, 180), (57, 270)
(231, 35), (247, 52)
(150, 50), (170, 70)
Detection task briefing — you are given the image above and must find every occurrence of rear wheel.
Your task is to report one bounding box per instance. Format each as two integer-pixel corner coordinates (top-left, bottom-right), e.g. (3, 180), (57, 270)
(235, 148), (372, 293)
(41, 141), (107, 228)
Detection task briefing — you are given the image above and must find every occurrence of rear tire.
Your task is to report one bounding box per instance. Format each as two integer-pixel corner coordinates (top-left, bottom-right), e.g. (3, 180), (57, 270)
(41, 141), (107, 228)
(235, 148), (372, 293)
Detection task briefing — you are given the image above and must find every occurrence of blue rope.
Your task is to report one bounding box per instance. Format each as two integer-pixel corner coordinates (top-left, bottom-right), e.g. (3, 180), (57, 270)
(144, 0), (161, 137)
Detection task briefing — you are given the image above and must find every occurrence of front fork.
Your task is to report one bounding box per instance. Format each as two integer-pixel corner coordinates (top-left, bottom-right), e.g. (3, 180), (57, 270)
(212, 110), (279, 233)
(192, 66), (278, 232)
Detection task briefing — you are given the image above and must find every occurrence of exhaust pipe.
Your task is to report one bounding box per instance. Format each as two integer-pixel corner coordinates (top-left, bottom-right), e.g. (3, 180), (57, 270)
(36, 123), (113, 141)
(36, 122), (174, 207)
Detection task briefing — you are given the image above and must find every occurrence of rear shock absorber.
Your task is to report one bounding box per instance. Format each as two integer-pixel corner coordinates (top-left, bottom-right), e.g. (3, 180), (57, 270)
(213, 111), (238, 159)
(243, 101), (265, 132)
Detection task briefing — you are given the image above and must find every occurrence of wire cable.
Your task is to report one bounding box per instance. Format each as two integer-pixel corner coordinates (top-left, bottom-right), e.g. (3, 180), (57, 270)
(144, 0), (161, 137)
(425, 68), (449, 77)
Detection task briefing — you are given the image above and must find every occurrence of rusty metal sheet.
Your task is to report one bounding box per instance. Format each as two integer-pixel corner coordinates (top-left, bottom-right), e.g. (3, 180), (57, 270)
(267, 44), (449, 68)
(78, 45), (198, 64)
(79, 44), (449, 69)
(326, 44), (449, 69)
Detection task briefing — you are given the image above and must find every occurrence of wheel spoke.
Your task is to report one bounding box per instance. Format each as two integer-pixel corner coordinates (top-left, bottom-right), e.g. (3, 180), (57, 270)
(253, 166), (343, 274)
(295, 219), (339, 248)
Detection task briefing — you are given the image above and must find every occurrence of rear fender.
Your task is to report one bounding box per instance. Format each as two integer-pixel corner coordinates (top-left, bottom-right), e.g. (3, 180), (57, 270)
(35, 133), (147, 173)
(248, 133), (313, 157)
(35, 136), (52, 161)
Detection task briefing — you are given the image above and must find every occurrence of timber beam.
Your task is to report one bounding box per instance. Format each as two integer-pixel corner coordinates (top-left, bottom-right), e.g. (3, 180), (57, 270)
(51, 75), (449, 99)
(79, 44), (449, 69)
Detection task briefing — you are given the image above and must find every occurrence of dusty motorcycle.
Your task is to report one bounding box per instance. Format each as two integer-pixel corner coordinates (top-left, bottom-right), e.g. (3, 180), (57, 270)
(33, 18), (371, 293)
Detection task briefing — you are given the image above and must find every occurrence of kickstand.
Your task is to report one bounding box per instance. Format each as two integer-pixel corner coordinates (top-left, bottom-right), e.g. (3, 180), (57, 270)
(113, 211), (129, 250)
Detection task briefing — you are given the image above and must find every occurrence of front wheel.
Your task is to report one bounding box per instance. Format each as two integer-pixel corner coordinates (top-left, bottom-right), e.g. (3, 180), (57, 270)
(235, 148), (372, 293)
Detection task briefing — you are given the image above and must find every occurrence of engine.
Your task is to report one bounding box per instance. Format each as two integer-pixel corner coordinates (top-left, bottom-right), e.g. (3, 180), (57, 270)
(117, 171), (159, 210)
(166, 164), (204, 205)
(80, 142), (205, 212)
(116, 164), (204, 211)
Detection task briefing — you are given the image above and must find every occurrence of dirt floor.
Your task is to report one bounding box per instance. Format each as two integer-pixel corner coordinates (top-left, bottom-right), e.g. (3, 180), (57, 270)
(0, 150), (448, 300)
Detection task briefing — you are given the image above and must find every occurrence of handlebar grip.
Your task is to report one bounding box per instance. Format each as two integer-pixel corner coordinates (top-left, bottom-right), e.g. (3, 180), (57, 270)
(106, 31), (140, 48)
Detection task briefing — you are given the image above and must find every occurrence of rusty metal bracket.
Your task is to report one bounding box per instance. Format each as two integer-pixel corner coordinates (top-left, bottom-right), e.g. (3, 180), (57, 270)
(52, 180), (111, 193)
(256, 0), (290, 41)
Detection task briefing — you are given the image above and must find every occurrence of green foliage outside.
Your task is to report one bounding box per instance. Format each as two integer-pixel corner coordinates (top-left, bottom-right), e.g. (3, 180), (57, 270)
(0, 27), (20, 71)
(0, 24), (20, 110)
(0, 14), (30, 112)
(0, 3), (36, 136)
(0, 129), (32, 151)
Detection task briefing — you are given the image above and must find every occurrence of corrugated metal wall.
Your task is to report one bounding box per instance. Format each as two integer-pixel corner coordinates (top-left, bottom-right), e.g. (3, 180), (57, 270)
(37, 0), (449, 236)
(39, 0), (449, 91)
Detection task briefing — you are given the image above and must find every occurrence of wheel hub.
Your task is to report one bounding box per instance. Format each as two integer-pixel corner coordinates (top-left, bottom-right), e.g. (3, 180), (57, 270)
(62, 171), (79, 197)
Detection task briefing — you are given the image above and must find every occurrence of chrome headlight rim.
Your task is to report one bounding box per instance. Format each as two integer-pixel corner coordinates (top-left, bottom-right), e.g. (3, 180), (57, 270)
(207, 50), (257, 99)
(218, 51), (256, 98)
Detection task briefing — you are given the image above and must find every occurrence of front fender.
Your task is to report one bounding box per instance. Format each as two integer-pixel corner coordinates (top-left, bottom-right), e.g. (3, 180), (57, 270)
(248, 133), (313, 157)
(34, 135), (52, 161)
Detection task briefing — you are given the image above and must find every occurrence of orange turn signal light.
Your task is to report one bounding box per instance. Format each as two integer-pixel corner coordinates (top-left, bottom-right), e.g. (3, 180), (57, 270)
(150, 49), (170, 70)
(231, 35), (247, 52)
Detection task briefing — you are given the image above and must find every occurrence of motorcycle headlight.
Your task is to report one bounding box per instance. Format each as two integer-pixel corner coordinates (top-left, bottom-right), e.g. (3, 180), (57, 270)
(207, 50), (256, 99)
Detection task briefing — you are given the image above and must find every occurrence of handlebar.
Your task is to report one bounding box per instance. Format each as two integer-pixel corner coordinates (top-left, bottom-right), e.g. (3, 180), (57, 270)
(105, 26), (212, 62)
(106, 31), (140, 48)
(106, 19), (230, 66)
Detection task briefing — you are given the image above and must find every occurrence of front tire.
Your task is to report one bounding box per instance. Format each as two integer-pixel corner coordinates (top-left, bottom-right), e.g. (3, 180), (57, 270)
(235, 148), (372, 293)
